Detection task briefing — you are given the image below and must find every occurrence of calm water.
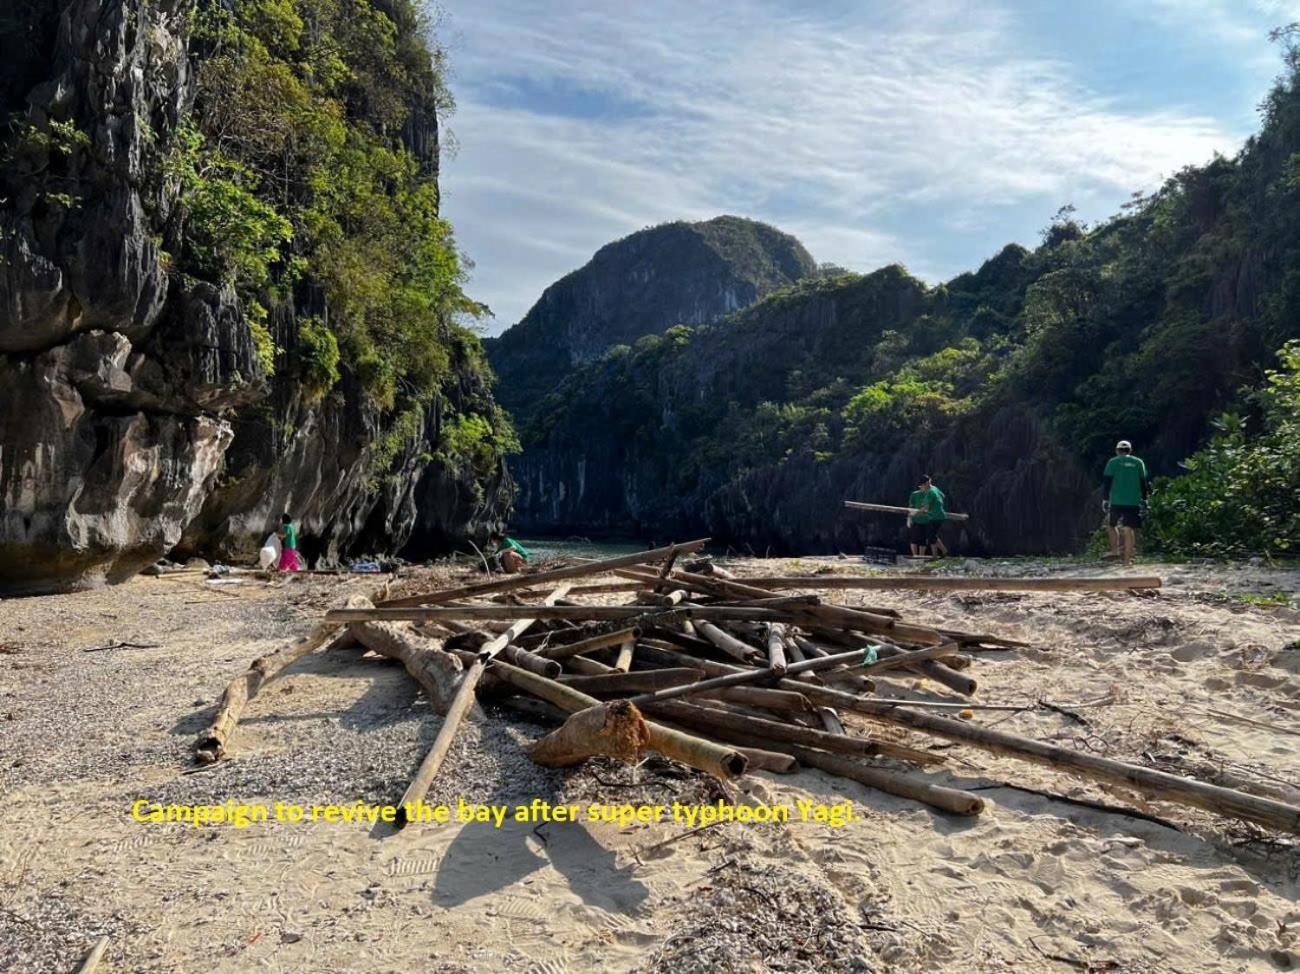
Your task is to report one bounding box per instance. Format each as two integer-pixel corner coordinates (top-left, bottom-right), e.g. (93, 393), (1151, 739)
(515, 537), (657, 562)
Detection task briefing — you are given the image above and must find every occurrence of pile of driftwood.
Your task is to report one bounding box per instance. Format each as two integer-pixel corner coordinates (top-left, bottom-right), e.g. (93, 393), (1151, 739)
(194, 540), (1300, 834)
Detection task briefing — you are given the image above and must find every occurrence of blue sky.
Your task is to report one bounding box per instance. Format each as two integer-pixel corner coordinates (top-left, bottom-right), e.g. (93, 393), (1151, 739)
(433, 0), (1300, 334)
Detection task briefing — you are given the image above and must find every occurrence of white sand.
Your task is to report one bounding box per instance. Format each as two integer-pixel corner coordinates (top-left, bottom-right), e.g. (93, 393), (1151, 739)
(0, 559), (1297, 972)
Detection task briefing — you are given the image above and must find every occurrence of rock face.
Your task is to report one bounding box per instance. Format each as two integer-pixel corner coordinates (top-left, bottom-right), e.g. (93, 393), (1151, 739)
(485, 215), (816, 426)
(0, 0), (507, 592)
(508, 264), (1105, 555)
(0, 0), (242, 592)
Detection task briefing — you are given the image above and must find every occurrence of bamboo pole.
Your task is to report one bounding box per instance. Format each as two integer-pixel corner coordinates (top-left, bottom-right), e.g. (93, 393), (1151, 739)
(559, 668), (705, 694)
(844, 500), (970, 521)
(498, 644), (563, 678)
(647, 700), (939, 767)
(381, 539), (709, 607)
(622, 566), (943, 645)
(76, 937), (110, 974)
(697, 686), (812, 712)
(613, 639), (635, 672)
(396, 585), (570, 826)
(733, 573), (1162, 592)
(535, 627), (642, 661)
(788, 746), (984, 816)
(808, 689), (1300, 833)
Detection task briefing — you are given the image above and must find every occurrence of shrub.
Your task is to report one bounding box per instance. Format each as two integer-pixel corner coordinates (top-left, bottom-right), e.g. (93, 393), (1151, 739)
(1148, 340), (1300, 556)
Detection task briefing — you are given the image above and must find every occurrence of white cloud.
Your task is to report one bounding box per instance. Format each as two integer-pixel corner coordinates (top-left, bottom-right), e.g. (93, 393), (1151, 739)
(437, 0), (1254, 331)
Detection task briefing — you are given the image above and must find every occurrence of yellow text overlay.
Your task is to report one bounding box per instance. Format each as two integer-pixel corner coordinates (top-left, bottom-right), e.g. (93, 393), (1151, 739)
(131, 798), (855, 829)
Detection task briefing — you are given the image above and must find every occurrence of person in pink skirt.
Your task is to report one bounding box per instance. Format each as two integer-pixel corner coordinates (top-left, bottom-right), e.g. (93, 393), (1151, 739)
(277, 512), (303, 571)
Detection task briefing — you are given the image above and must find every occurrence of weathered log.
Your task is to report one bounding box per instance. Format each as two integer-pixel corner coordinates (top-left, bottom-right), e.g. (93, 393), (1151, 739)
(524, 700), (650, 768)
(641, 566), (942, 645)
(559, 668), (705, 694)
(783, 633), (806, 664)
(195, 584), (380, 763)
(381, 539), (709, 607)
(765, 623), (788, 676)
(396, 584), (570, 826)
(627, 644), (878, 708)
(535, 627), (641, 661)
(913, 658), (977, 696)
(617, 566), (906, 634)
(498, 643), (563, 678)
(737, 572), (1162, 592)
(346, 602), (467, 716)
(788, 745), (985, 816)
(843, 500), (970, 521)
(696, 619), (765, 664)
(646, 700), (941, 767)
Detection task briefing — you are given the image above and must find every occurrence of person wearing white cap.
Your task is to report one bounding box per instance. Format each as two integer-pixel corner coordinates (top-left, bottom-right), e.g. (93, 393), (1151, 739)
(1101, 440), (1149, 566)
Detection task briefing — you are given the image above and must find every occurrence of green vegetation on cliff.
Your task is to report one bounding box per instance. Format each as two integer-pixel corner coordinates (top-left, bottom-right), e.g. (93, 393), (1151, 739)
(175, 0), (514, 451)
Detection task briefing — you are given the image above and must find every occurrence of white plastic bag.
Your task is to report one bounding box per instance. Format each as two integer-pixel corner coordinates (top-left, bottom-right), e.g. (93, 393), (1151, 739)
(258, 532), (281, 569)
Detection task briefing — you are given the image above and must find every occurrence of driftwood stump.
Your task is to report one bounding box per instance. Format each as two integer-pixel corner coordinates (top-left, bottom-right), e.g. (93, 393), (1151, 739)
(525, 700), (651, 768)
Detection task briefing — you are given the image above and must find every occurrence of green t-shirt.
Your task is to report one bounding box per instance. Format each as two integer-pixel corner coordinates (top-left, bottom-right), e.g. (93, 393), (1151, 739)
(1104, 455), (1148, 507)
(910, 486), (947, 523)
(282, 522), (298, 550)
(498, 537), (531, 560)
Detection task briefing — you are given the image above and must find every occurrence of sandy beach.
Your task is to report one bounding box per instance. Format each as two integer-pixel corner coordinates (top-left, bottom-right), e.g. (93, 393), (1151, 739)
(2, 557), (1298, 973)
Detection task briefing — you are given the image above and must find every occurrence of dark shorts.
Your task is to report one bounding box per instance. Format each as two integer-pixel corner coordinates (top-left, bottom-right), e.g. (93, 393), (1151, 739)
(1109, 505), (1142, 529)
(909, 521), (941, 545)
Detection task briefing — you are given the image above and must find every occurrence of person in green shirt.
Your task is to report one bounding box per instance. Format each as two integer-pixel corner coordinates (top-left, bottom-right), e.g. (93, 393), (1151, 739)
(490, 534), (531, 574)
(1101, 440), (1150, 566)
(907, 475), (948, 556)
(277, 512), (302, 572)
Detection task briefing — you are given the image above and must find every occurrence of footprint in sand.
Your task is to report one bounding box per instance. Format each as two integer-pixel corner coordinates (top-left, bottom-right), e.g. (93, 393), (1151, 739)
(386, 856), (440, 877)
(1170, 640), (1214, 662)
(1236, 671), (1288, 689)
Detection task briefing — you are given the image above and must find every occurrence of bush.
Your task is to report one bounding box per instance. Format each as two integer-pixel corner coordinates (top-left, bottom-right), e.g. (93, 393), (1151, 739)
(1147, 340), (1300, 556)
(297, 316), (340, 398)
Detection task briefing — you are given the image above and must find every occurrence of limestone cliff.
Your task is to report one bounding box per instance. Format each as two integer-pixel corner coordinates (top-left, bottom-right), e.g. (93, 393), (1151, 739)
(0, 0), (509, 592)
(485, 215), (816, 429)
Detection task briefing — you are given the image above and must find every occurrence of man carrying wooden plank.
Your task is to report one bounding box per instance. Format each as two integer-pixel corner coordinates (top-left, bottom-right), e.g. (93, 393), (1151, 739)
(1101, 440), (1150, 567)
(907, 474), (948, 557)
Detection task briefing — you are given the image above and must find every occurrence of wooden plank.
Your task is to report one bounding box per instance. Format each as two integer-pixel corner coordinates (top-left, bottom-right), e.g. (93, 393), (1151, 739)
(727, 574), (1163, 593)
(379, 539), (709, 607)
(845, 501), (970, 521)
(325, 604), (794, 624)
